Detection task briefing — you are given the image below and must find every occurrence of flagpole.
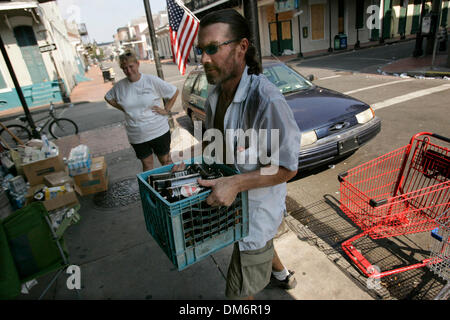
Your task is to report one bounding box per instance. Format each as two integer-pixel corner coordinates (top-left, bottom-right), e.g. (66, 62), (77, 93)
(143, 0), (164, 81)
(144, 0), (175, 131)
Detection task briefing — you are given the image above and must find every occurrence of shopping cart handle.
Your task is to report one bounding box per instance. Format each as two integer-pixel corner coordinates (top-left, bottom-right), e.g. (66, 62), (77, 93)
(431, 133), (450, 143)
(431, 228), (443, 242)
(369, 198), (388, 208)
(338, 172), (348, 182)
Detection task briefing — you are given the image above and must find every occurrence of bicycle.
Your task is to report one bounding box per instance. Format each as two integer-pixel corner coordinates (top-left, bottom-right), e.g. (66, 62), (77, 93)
(0, 101), (78, 149)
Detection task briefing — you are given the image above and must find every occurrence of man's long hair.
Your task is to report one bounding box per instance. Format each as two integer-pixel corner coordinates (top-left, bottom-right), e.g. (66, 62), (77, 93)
(200, 9), (262, 75)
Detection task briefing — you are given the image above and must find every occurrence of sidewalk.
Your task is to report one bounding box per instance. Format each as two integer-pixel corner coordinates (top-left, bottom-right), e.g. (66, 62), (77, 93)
(69, 65), (113, 103)
(379, 52), (450, 77)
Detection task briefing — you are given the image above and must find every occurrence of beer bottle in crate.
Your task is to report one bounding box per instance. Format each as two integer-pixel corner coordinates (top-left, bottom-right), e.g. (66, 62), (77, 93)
(163, 183), (205, 202)
(148, 170), (189, 189)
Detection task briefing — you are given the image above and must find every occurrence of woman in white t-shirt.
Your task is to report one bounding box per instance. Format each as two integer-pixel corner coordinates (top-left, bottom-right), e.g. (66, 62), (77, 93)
(104, 50), (179, 171)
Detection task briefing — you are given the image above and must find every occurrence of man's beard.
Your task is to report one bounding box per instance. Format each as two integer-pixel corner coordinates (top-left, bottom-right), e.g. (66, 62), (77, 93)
(204, 50), (238, 85)
(204, 65), (221, 85)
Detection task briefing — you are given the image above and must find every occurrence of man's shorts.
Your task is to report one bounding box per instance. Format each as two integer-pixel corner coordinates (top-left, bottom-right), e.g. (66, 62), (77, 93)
(225, 239), (274, 299)
(130, 130), (171, 160)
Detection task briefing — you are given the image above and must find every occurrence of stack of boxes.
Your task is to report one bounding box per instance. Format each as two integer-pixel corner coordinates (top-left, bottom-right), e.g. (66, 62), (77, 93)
(23, 144), (109, 208)
(0, 139), (109, 224)
(67, 145), (108, 196)
(24, 149), (79, 212)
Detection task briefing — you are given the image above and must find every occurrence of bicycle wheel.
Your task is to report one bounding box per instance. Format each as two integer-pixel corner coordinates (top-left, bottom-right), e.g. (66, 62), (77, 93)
(49, 118), (78, 139)
(0, 124), (31, 149)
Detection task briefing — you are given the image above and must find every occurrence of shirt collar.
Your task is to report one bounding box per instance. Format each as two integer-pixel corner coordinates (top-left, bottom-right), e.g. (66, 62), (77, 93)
(207, 65), (251, 119)
(233, 66), (251, 103)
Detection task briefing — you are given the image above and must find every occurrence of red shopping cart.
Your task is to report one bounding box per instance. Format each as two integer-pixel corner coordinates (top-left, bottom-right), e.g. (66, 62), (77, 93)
(338, 132), (449, 279)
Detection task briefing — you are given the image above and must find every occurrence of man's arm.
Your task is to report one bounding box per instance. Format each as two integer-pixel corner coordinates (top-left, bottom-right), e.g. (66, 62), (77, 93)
(198, 166), (297, 207)
(104, 97), (125, 113)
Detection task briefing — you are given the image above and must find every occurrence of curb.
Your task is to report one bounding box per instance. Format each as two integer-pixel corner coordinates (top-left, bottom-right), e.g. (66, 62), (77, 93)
(380, 69), (450, 79)
(286, 38), (416, 64)
(0, 102), (88, 122)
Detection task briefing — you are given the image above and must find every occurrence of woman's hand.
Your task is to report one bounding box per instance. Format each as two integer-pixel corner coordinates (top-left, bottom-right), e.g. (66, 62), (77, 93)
(151, 106), (169, 116)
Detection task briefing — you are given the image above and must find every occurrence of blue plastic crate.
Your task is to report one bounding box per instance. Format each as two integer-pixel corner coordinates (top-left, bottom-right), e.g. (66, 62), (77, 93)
(137, 159), (248, 271)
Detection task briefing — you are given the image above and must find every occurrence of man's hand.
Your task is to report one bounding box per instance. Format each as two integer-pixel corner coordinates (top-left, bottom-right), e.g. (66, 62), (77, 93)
(171, 162), (186, 172)
(152, 106), (169, 115)
(198, 176), (239, 207)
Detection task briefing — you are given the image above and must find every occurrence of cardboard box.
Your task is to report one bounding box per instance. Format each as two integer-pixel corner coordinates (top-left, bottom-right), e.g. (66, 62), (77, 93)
(26, 184), (79, 211)
(73, 157), (108, 196)
(43, 191), (79, 211)
(22, 154), (64, 186)
(44, 171), (74, 187)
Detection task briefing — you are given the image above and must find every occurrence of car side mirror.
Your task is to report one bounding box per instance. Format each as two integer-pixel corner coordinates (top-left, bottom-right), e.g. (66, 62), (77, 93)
(308, 74), (314, 81)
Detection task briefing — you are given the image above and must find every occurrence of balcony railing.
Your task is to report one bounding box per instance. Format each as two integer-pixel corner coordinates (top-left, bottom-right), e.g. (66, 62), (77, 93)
(184, 0), (224, 12)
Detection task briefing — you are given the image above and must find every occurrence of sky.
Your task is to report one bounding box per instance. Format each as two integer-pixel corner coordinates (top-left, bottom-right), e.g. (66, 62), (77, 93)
(56, 0), (167, 44)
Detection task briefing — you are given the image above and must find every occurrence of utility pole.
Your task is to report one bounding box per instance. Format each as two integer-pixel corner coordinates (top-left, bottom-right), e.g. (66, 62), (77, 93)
(0, 34), (39, 138)
(295, 9), (303, 58)
(143, 0), (164, 80)
(243, 0), (262, 67)
(426, 0), (441, 55)
(328, 0), (333, 52)
(431, 0), (443, 68)
(413, 0), (427, 57)
(447, 45), (450, 67)
(143, 0), (174, 130)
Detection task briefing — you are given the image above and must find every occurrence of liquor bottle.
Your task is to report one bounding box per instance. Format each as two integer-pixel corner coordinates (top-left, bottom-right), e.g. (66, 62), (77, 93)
(163, 183), (205, 202)
(153, 173), (201, 192)
(148, 170), (189, 189)
(189, 164), (224, 180)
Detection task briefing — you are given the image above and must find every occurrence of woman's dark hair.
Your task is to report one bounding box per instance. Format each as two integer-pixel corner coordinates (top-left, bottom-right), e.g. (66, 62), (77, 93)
(200, 9), (262, 75)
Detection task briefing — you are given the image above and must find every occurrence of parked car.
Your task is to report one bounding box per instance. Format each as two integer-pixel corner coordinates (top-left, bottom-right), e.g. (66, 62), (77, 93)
(182, 60), (381, 171)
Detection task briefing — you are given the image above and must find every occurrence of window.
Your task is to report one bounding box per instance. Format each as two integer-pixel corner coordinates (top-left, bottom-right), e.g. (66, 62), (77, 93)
(192, 74), (209, 99)
(13, 26), (38, 47)
(0, 71), (7, 90)
(183, 73), (197, 93)
(263, 64), (312, 94)
(338, 0), (345, 33)
(311, 4), (325, 40)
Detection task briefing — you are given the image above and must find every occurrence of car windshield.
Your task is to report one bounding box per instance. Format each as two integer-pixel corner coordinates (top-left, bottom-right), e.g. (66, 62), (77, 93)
(263, 64), (313, 94)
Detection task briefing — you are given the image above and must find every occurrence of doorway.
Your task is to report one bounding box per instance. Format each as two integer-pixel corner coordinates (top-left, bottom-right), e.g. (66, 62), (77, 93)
(269, 19), (293, 56)
(13, 26), (49, 84)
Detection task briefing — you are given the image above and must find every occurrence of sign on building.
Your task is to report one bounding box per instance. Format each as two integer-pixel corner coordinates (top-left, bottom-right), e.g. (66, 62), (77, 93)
(39, 43), (57, 53)
(275, 0), (298, 14)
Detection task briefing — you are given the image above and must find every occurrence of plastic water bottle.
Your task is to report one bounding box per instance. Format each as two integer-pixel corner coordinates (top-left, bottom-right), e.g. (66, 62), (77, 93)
(41, 134), (51, 157)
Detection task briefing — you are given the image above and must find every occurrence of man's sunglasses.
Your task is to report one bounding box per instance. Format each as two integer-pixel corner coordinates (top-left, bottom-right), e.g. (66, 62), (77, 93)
(195, 38), (241, 56)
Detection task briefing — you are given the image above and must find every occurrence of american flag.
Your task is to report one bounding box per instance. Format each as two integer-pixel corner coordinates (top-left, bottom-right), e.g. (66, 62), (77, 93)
(167, 0), (199, 75)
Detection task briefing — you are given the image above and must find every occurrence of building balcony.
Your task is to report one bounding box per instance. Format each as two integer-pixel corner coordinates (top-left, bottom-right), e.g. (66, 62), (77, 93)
(184, 0), (234, 12)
